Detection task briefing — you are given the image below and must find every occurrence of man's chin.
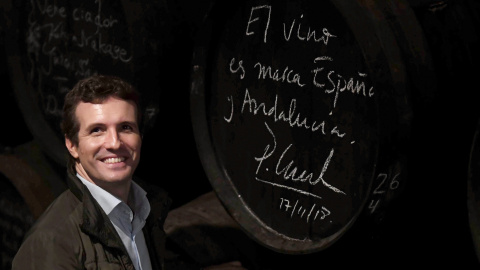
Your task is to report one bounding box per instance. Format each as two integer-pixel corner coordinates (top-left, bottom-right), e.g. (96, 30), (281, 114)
(94, 172), (133, 185)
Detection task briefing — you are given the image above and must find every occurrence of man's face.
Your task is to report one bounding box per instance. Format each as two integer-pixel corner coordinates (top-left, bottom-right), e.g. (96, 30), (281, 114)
(65, 96), (141, 188)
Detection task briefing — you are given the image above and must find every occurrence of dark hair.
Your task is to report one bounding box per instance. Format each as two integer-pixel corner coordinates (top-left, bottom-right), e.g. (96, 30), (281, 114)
(61, 75), (142, 173)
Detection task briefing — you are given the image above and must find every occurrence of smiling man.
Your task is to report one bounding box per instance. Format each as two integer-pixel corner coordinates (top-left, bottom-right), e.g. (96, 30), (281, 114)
(12, 75), (171, 270)
(67, 93), (141, 202)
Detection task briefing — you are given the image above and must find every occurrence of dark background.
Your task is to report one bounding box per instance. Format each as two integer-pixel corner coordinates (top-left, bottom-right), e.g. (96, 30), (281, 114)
(1, 0), (480, 269)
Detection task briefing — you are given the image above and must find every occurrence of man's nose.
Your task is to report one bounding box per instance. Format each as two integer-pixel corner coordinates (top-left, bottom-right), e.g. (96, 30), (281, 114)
(105, 129), (121, 149)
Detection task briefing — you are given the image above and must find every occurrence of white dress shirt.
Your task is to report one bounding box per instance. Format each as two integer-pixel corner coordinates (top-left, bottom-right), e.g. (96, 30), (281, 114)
(77, 174), (152, 270)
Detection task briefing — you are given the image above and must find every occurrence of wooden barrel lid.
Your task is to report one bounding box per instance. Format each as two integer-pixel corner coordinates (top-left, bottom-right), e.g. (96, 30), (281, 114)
(190, 0), (418, 253)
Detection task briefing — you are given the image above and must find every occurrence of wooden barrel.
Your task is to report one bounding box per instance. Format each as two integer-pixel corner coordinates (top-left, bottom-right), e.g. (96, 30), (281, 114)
(0, 171), (35, 269)
(468, 117), (480, 262)
(0, 141), (69, 268)
(2, 0), (169, 165)
(190, 0), (432, 254)
(415, 0), (480, 263)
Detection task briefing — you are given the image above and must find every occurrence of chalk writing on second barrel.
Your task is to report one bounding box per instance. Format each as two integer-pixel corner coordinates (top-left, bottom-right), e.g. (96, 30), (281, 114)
(26, 0), (133, 117)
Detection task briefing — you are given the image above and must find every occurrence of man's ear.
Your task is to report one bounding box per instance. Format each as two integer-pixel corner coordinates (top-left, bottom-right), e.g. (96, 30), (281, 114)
(65, 136), (79, 159)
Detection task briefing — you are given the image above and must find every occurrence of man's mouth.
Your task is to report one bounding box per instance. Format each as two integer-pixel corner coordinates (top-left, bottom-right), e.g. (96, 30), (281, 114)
(103, 157), (126, 164)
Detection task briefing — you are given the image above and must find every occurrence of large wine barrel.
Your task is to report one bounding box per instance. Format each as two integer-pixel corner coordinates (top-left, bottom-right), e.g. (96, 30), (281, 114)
(0, 171), (35, 269)
(468, 117), (480, 263)
(2, 0), (168, 165)
(190, 0), (433, 254)
(0, 141), (68, 268)
(414, 0), (480, 264)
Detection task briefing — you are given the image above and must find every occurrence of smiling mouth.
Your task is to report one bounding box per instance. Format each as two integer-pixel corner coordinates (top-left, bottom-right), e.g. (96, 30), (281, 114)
(103, 157), (126, 164)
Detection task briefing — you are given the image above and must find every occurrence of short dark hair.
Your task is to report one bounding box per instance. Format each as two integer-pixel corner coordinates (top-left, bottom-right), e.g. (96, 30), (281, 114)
(61, 75), (142, 173)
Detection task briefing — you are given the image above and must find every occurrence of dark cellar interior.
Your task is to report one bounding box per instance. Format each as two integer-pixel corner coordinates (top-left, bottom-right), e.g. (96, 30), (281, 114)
(1, 0), (480, 269)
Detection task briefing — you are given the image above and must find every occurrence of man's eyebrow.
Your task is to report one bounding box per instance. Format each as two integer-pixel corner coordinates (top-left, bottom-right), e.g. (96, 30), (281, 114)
(120, 121), (138, 126)
(83, 122), (105, 130)
(81, 121), (138, 131)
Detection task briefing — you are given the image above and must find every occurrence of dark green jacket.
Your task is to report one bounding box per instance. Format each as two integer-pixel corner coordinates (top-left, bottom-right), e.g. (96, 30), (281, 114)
(12, 171), (171, 270)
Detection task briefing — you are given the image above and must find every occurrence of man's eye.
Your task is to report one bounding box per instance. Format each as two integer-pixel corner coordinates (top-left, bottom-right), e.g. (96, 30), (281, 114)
(90, 127), (101, 133)
(122, 125), (133, 131)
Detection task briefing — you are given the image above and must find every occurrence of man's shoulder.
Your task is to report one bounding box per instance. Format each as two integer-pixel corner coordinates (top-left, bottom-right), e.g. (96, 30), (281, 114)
(28, 189), (83, 236)
(12, 190), (86, 269)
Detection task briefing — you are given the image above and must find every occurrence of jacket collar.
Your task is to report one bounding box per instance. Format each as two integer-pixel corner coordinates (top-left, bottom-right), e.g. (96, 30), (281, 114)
(135, 177), (172, 270)
(66, 170), (172, 268)
(67, 171), (126, 251)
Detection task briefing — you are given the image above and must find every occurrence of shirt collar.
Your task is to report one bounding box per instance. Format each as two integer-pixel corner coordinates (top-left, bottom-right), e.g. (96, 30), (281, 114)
(76, 173), (150, 220)
(77, 174), (122, 215)
(129, 180), (151, 222)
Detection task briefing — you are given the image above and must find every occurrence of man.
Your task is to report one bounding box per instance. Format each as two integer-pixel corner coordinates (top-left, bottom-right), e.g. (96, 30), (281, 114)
(12, 74), (171, 269)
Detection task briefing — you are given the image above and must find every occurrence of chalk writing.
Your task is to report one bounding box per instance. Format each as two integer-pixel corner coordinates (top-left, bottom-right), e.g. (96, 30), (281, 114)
(246, 5), (271, 43)
(237, 89), (348, 137)
(72, 7), (119, 29)
(279, 197), (331, 223)
(283, 14), (336, 44)
(255, 177), (322, 199)
(26, 0), (133, 117)
(254, 61), (306, 87)
(254, 122), (345, 195)
(229, 58), (246, 79)
(71, 31), (131, 62)
(368, 172), (400, 213)
(218, 3), (377, 230)
(312, 57), (375, 109)
(30, 0), (67, 19)
(52, 76), (70, 94)
(246, 5), (336, 45)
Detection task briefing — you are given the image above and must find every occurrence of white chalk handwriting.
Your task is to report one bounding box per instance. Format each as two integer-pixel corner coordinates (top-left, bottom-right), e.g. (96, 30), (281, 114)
(368, 172), (401, 214)
(246, 5), (336, 46)
(222, 4), (377, 227)
(254, 122), (346, 195)
(26, 0), (133, 116)
(279, 197), (331, 223)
